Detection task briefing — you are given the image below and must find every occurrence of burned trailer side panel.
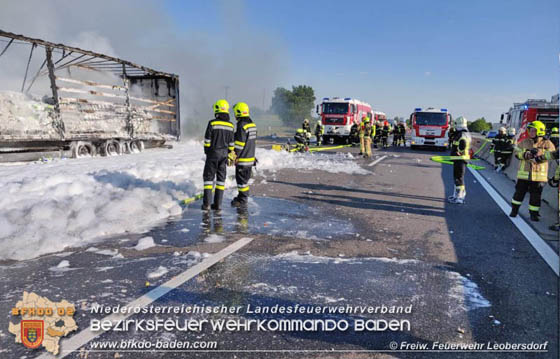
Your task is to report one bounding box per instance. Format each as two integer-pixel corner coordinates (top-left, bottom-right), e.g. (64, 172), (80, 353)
(128, 75), (180, 142)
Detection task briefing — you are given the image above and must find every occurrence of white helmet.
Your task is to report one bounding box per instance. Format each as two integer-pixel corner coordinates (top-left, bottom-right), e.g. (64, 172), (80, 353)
(499, 127), (506, 134)
(454, 116), (468, 130)
(507, 127), (516, 136)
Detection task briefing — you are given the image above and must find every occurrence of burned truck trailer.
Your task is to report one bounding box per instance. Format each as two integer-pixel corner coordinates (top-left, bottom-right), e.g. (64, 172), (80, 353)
(0, 30), (180, 160)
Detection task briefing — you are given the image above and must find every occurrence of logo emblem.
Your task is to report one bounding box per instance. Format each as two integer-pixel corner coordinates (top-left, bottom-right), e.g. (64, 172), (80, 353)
(21, 320), (44, 349)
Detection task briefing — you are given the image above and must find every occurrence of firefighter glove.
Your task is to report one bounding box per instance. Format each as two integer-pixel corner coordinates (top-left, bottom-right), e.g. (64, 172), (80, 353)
(227, 151), (236, 167)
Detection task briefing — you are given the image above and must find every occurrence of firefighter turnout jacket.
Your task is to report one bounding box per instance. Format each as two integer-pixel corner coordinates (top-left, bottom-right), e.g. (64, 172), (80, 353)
(204, 114), (235, 157)
(234, 117), (257, 167)
(514, 137), (556, 182)
(359, 121), (374, 138)
(492, 133), (511, 153)
(450, 130), (471, 160)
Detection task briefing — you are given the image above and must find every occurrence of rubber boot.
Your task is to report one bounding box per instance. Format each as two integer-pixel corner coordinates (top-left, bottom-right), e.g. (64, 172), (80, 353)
(529, 210), (540, 222)
(201, 189), (212, 210)
(211, 189), (224, 211)
(231, 191), (248, 208)
(453, 188), (466, 204)
(509, 204), (520, 217)
(448, 186), (459, 202)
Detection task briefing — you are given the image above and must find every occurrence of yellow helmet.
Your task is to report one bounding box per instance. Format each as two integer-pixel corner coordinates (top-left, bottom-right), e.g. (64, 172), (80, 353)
(296, 128), (304, 133)
(552, 127), (559, 134)
(233, 102), (250, 118)
(527, 120), (546, 136)
(213, 99), (229, 114)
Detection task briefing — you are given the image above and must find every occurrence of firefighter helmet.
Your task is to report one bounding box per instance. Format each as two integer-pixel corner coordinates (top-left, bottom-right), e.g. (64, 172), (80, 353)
(499, 127), (506, 134)
(507, 127), (516, 136)
(552, 127), (559, 134)
(296, 128), (304, 133)
(527, 120), (546, 136)
(213, 99), (229, 114)
(454, 116), (468, 130)
(303, 118), (309, 124)
(233, 102), (250, 118)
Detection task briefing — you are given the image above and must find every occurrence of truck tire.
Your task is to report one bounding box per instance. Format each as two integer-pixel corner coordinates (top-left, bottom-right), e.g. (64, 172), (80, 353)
(71, 141), (95, 158)
(100, 140), (122, 156)
(130, 140), (145, 153)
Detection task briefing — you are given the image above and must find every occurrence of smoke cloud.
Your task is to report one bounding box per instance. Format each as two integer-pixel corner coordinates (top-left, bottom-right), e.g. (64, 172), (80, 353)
(0, 0), (289, 137)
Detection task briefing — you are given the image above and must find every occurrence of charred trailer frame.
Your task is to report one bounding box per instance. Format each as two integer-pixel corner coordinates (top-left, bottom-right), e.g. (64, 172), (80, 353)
(0, 29), (180, 160)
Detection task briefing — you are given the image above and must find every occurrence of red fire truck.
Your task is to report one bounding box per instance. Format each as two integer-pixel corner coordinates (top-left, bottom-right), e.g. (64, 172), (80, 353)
(316, 97), (373, 144)
(502, 96), (559, 142)
(409, 107), (451, 150)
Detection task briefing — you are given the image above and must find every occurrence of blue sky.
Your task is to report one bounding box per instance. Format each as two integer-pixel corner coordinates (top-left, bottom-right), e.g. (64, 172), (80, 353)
(164, 0), (559, 122)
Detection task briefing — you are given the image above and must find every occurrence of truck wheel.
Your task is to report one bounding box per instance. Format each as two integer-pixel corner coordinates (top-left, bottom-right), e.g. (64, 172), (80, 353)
(328, 137), (335, 145)
(101, 140), (122, 156)
(71, 141), (95, 158)
(130, 140), (145, 153)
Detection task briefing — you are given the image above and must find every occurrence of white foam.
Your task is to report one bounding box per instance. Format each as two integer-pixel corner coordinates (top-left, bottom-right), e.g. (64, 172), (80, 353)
(133, 237), (156, 251)
(1, 140), (372, 261)
(204, 234), (226, 243)
(147, 266), (169, 279)
(447, 271), (491, 313)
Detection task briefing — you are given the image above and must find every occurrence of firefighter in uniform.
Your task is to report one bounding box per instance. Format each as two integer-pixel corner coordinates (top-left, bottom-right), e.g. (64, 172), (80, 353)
(294, 128), (308, 152)
(547, 127), (559, 230)
(359, 116), (374, 158)
(358, 116), (367, 155)
(202, 99), (235, 211)
(491, 127), (510, 172)
(509, 120), (556, 221)
(315, 120), (324, 146)
(381, 121), (390, 148)
(548, 151), (559, 231)
(373, 120), (382, 148)
(349, 123), (360, 146)
(230, 102), (257, 208)
(302, 118), (311, 134)
(448, 116), (471, 204)
(395, 121), (406, 147)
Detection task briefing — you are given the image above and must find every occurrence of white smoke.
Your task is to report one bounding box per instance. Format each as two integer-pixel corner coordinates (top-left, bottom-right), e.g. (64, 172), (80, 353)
(0, 0), (289, 137)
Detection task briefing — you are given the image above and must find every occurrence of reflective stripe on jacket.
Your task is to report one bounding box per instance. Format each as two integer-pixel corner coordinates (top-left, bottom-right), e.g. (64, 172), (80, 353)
(514, 137), (556, 182)
(204, 117), (235, 156)
(234, 118), (257, 166)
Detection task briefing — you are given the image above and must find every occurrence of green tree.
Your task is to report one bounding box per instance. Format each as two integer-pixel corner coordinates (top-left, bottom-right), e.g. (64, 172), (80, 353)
(467, 117), (492, 133)
(270, 85), (316, 127)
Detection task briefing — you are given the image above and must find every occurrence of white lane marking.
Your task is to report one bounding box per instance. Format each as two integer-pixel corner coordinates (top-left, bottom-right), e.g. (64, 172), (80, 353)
(368, 155), (388, 167)
(468, 168), (559, 276)
(39, 237), (254, 359)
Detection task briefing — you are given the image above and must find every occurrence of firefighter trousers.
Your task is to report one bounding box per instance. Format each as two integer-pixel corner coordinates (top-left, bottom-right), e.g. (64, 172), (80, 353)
(359, 136), (365, 153)
(235, 166), (252, 203)
(512, 179), (544, 212)
(453, 160), (466, 186)
(494, 152), (507, 166)
(364, 137), (372, 157)
(203, 154), (227, 206)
